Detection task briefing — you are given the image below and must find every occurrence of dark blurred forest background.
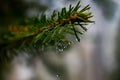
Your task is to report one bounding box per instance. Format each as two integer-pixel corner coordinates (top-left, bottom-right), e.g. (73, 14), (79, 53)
(0, 0), (48, 26)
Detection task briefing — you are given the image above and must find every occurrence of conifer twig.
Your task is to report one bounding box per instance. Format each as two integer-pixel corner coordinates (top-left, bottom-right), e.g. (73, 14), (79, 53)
(0, 1), (94, 50)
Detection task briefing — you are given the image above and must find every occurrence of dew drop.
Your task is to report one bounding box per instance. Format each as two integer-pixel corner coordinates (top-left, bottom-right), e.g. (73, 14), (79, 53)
(56, 74), (61, 80)
(56, 75), (59, 78)
(68, 42), (71, 45)
(76, 38), (80, 42)
(58, 48), (63, 52)
(63, 46), (66, 49)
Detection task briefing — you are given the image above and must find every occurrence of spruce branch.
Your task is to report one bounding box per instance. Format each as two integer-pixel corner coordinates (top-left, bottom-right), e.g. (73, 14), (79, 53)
(0, 1), (94, 51)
